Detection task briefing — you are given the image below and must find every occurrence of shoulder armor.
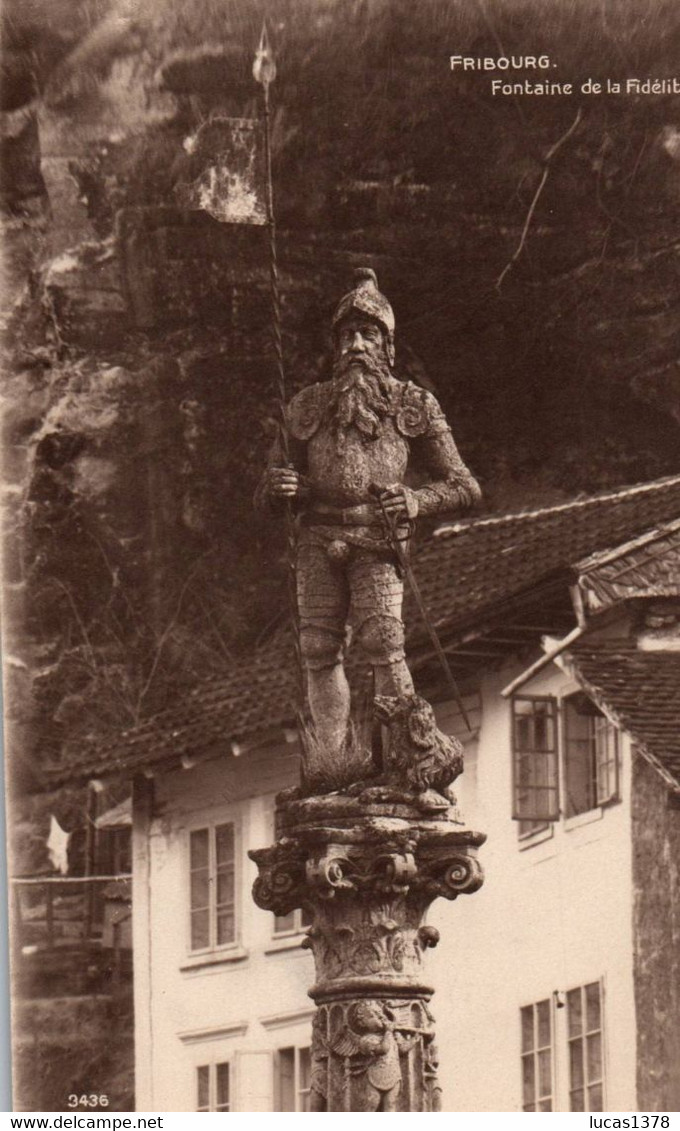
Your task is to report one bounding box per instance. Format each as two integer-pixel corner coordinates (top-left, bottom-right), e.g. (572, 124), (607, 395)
(286, 383), (327, 440)
(395, 382), (446, 438)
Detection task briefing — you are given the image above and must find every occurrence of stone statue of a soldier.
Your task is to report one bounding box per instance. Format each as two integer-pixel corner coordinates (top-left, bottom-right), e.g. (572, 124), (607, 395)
(258, 268), (480, 770)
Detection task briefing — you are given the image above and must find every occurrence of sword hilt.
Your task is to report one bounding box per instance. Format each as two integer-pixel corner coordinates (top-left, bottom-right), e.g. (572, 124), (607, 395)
(368, 483), (415, 543)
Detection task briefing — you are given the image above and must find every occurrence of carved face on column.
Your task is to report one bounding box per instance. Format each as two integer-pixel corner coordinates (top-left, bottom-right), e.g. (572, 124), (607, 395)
(348, 1000), (392, 1034)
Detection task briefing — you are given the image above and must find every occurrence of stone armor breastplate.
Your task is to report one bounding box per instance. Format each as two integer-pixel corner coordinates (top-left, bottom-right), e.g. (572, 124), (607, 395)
(306, 420), (410, 506)
(287, 377), (439, 508)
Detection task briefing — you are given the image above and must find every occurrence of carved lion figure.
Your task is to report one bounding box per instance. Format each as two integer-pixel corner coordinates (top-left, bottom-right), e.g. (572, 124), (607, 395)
(374, 693), (464, 796)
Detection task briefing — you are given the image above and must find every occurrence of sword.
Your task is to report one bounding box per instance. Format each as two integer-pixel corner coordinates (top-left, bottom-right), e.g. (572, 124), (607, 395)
(369, 484), (473, 734)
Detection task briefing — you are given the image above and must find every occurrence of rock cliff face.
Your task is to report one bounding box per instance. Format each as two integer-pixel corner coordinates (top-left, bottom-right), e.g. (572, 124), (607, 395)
(2, 0), (680, 797)
(12, 989), (134, 1111)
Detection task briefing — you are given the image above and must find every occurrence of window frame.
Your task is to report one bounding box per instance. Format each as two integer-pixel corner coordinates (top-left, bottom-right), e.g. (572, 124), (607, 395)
(196, 1060), (231, 1112)
(511, 695), (560, 831)
(566, 981), (605, 1113)
(519, 980), (606, 1113)
(592, 713), (620, 807)
(273, 906), (313, 939)
(186, 816), (240, 957)
(563, 693), (620, 819)
(274, 1045), (312, 1112)
(512, 692), (622, 841)
(520, 998), (554, 1112)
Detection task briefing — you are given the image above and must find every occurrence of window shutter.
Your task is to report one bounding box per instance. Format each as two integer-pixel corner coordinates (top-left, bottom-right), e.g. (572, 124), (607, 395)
(593, 717), (620, 807)
(234, 1050), (274, 1112)
(511, 697), (560, 822)
(563, 694), (620, 815)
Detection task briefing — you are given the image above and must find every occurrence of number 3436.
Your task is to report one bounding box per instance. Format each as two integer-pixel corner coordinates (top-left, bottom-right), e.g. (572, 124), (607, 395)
(67, 1095), (109, 1108)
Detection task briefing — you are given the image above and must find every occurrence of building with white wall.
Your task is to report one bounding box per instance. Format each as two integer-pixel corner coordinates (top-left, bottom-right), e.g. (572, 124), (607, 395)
(53, 474), (680, 1112)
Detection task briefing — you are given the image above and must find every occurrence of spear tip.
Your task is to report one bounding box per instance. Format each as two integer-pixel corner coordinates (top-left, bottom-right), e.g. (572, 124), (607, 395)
(253, 20), (277, 86)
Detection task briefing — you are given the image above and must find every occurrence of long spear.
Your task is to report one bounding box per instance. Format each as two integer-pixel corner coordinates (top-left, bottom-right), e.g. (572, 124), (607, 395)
(253, 25), (305, 716)
(253, 25), (286, 459)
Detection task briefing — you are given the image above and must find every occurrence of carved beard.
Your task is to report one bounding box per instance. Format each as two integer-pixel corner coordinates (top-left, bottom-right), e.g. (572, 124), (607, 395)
(329, 353), (393, 439)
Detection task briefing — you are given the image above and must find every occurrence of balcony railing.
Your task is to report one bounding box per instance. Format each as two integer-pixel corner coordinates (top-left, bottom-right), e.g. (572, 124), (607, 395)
(11, 874), (132, 955)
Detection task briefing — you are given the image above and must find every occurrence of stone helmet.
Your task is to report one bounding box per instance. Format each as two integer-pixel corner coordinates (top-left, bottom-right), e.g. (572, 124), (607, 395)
(332, 267), (395, 365)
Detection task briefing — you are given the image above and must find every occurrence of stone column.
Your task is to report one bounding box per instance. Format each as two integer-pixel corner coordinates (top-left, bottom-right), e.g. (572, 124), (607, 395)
(250, 789), (484, 1112)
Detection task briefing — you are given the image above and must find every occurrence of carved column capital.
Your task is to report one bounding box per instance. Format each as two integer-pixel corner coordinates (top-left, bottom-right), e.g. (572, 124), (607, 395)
(251, 792), (484, 918)
(250, 790), (485, 1111)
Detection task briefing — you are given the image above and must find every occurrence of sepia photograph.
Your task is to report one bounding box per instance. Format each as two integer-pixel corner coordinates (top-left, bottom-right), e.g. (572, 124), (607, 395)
(1, 0), (679, 1114)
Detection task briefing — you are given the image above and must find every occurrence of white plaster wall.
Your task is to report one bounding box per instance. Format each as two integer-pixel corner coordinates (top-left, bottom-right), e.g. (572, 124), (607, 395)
(135, 744), (316, 1112)
(134, 662), (638, 1112)
(428, 661), (637, 1113)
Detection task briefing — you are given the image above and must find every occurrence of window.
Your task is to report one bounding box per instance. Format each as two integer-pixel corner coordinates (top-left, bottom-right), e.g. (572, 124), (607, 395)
(521, 999), (553, 1111)
(564, 693), (619, 817)
(520, 982), (605, 1112)
(512, 695), (620, 834)
(275, 1046), (312, 1112)
(567, 982), (604, 1112)
(196, 1062), (230, 1111)
(274, 906), (312, 937)
(189, 823), (236, 952)
(512, 697), (559, 834)
(97, 826), (132, 875)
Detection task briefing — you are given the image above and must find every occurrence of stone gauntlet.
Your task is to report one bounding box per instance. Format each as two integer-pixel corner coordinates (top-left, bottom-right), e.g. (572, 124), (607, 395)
(414, 478), (480, 517)
(413, 430), (482, 518)
(254, 466), (310, 513)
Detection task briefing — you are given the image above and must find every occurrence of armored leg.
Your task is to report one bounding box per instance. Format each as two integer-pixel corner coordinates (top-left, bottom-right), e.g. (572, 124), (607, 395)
(297, 535), (351, 770)
(350, 552), (414, 699)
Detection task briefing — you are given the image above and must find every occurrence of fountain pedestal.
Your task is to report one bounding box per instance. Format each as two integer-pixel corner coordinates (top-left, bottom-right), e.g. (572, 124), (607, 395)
(250, 788), (485, 1112)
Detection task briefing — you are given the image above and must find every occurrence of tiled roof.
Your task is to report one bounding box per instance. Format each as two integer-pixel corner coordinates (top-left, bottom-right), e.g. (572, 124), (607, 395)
(55, 636), (300, 784)
(566, 640), (680, 791)
(48, 473), (680, 785)
(415, 474), (680, 639)
(573, 519), (680, 615)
